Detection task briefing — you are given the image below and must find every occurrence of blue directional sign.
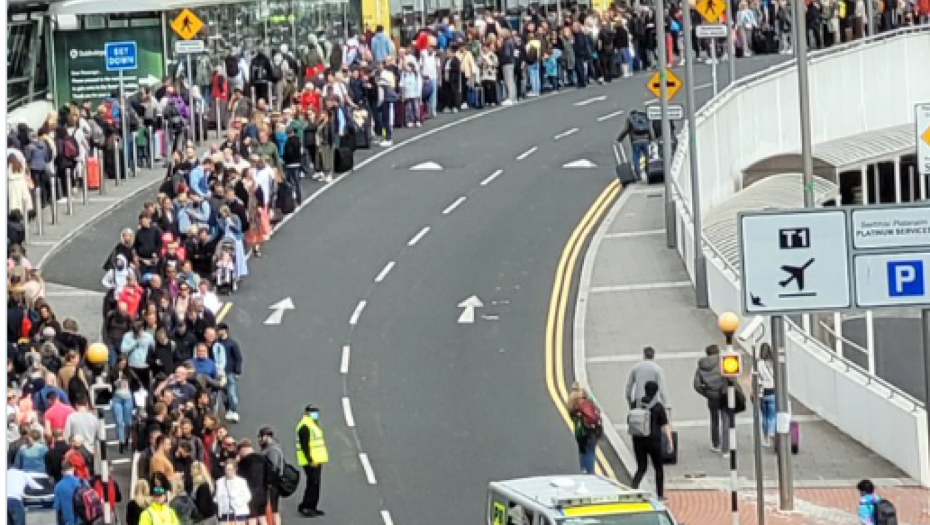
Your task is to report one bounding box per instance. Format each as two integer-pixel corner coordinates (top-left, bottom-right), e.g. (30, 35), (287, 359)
(104, 41), (138, 72)
(887, 260), (925, 297)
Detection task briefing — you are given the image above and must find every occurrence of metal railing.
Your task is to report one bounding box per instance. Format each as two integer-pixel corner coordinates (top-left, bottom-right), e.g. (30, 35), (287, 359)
(666, 23), (930, 410)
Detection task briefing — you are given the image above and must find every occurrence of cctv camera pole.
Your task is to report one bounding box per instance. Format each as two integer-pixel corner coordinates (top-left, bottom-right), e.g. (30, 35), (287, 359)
(655, 0), (677, 252)
(724, 330), (740, 525)
(770, 315), (795, 510)
(90, 377), (114, 524)
(682, 0), (709, 308)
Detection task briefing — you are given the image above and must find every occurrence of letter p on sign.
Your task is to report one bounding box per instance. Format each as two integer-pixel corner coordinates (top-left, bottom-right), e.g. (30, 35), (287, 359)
(887, 261), (924, 297)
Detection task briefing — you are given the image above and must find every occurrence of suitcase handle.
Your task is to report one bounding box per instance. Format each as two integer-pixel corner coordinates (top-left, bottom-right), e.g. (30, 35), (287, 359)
(612, 142), (629, 165)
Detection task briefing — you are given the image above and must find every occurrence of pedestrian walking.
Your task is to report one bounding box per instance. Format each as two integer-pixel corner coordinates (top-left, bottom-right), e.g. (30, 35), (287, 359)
(625, 346), (669, 408)
(693, 344), (730, 454)
(216, 459), (251, 525)
(7, 467), (44, 525)
(567, 383), (603, 475)
(259, 427), (285, 525)
(756, 343), (777, 446)
(296, 405), (329, 517)
(628, 381), (672, 500)
(856, 479), (898, 525)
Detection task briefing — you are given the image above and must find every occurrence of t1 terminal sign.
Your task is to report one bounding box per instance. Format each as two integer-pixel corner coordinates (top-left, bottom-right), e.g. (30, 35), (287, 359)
(740, 204), (930, 314)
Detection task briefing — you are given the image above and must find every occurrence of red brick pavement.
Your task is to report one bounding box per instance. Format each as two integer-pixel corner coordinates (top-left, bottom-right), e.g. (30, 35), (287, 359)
(667, 488), (930, 525)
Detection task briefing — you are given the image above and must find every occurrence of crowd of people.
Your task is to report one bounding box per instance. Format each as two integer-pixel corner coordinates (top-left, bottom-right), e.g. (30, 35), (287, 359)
(6, 2), (929, 524)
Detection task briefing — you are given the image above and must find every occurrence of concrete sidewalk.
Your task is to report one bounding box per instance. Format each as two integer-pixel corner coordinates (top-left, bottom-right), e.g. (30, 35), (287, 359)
(575, 185), (909, 497)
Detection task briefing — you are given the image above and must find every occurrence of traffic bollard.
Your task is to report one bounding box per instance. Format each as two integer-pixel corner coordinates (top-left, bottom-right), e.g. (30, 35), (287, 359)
(66, 168), (74, 215)
(34, 187), (44, 236)
(216, 102), (222, 140)
(50, 175), (59, 225)
(148, 125), (155, 170)
(81, 160), (88, 205)
(113, 140), (121, 187)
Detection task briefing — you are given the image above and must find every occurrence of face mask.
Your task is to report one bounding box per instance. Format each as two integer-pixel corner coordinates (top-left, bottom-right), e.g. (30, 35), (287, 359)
(310, 412), (320, 421)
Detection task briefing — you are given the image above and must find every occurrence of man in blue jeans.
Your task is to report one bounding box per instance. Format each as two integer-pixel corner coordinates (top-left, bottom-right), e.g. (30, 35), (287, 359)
(217, 323), (244, 423)
(616, 110), (656, 180)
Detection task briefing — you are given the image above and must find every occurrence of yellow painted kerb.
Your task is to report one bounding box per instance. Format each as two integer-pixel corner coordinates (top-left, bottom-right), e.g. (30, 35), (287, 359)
(545, 180), (621, 480)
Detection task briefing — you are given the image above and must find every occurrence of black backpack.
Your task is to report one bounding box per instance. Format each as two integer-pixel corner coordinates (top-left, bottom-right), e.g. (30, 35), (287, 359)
(601, 29), (616, 52)
(276, 463), (301, 498)
(225, 55), (239, 78)
(526, 45), (538, 64)
(875, 499), (898, 525)
(630, 112), (651, 135)
(250, 61), (268, 83)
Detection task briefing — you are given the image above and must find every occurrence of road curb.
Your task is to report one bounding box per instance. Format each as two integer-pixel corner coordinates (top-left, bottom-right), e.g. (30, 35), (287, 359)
(572, 182), (640, 480)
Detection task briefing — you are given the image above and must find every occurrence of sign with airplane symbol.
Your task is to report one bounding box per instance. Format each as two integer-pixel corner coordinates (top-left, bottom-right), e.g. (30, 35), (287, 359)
(739, 210), (851, 315)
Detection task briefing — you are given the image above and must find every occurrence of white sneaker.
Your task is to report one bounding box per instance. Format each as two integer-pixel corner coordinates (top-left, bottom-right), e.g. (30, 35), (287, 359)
(722, 452), (730, 459)
(379, 140), (393, 147)
(312, 172), (324, 180)
(325, 175), (334, 183)
(415, 122), (422, 127)
(501, 99), (514, 106)
(710, 445), (721, 453)
(57, 197), (68, 203)
(460, 103), (468, 110)
(225, 411), (238, 422)
(406, 123), (413, 128)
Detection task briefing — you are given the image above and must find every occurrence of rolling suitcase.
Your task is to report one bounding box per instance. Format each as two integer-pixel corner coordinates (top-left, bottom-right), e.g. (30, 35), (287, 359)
(613, 143), (639, 185)
(86, 156), (101, 190)
(335, 146), (354, 173)
(646, 145), (665, 184)
(790, 419), (800, 454)
(23, 473), (55, 508)
(467, 85), (484, 109)
(661, 406), (678, 464)
(392, 100), (406, 129)
(277, 181), (296, 213)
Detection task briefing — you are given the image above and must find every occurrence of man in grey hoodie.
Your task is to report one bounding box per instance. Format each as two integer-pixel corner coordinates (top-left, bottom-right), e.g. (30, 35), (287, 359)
(693, 344), (730, 454)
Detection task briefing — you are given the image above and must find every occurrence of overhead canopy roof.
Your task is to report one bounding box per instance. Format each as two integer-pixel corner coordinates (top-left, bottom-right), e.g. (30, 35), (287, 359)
(742, 124), (916, 187)
(47, 0), (345, 16)
(703, 174), (840, 272)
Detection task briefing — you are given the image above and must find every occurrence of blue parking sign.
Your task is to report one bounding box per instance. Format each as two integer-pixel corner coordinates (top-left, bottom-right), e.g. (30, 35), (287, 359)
(104, 41), (138, 71)
(887, 260), (925, 297)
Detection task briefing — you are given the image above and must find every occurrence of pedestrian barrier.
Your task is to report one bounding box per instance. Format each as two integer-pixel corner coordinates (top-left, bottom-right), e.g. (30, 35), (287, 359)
(667, 25), (930, 485)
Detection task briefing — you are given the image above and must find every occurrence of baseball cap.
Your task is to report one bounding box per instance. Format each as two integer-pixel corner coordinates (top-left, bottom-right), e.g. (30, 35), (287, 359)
(258, 426), (274, 437)
(304, 404), (318, 413)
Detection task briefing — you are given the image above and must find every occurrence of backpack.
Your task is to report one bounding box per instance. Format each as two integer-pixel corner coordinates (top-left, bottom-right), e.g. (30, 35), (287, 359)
(627, 398), (657, 438)
(62, 131), (80, 162)
(250, 61), (268, 83)
(630, 112), (651, 135)
(271, 62), (284, 82)
(875, 499), (898, 525)
(165, 102), (184, 130)
(526, 45), (539, 64)
(578, 399), (601, 429)
(225, 55), (239, 78)
(89, 120), (105, 148)
(276, 463), (301, 498)
(73, 482), (104, 524)
(601, 29), (616, 52)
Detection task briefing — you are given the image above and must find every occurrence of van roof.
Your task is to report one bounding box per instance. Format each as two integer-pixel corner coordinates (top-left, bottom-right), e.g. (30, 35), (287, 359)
(491, 475), (647, 509)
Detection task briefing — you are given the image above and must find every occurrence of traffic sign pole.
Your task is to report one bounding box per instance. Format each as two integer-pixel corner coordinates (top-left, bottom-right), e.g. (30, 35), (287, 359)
(187, 53), (197, 147)
(794, 0), (815, 209)
(682, 0), (709, 309)
(710, 39), (718, 96)
(654, 0), (677, 252)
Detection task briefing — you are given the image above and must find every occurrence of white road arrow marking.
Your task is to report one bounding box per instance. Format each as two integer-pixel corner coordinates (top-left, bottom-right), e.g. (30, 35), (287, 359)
(410, 161), (444, 171)
(563, 159), (598, 169)
(575, 95), (607, 106)
(264, 297), (295, 325)
(457, 295), (484, 324)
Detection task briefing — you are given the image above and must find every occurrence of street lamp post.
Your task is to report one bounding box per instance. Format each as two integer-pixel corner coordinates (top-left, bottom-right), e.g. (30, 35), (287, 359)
(718, 312), (741, 525)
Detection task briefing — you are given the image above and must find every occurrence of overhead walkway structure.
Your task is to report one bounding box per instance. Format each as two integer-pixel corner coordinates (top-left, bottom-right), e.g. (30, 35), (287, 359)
(668, 25), (930, 485)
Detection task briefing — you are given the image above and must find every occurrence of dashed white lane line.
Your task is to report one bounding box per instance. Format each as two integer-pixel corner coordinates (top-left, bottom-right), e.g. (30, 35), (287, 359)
(381, 510), (395, 525)
(597, 110), (625, 122)
(554, 128), (579, 140)
(407, 226), (430, 246)
(349, 300), (367, 326)
(374, 261), (396, 283)
(340, 345), (351, 374)
(342, 397), (356, 428)
(516, 146), (538, 160)
(359, 453), (378, 484)
(480, 169), (503, 186)
(442, 196), (467, 215)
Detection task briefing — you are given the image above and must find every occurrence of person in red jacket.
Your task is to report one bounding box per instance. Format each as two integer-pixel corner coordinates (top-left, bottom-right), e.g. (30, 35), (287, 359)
(117, 273), (144, 318)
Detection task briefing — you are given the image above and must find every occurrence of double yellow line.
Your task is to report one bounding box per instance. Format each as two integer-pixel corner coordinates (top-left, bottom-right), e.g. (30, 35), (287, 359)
(545, 180), (621, 480)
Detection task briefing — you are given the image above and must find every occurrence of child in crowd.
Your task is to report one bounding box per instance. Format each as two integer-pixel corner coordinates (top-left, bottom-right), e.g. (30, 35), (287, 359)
(544, 50), (561, 92)
(401, 61), (423, 128)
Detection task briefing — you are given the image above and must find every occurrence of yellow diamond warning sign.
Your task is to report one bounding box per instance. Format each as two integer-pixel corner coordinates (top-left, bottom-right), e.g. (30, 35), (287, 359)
(646, 69), (683, 101)
(696, 0), (727, 24)
(918, 103), (930, 177)
(171, 9), (203, 41)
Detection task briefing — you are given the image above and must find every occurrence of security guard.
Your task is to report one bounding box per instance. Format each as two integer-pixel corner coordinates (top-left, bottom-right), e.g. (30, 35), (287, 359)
(296, 404), (329, 517)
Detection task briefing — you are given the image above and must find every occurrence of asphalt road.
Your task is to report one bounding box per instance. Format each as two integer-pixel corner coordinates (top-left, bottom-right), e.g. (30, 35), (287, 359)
(38, 54), (789, 525)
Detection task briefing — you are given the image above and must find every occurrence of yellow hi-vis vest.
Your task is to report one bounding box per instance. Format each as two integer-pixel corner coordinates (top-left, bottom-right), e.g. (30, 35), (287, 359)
(296, 415), (329, 466)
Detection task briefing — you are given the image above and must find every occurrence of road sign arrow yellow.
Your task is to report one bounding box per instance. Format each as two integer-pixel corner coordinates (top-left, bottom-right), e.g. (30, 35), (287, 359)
(646, 69), (683, 101)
